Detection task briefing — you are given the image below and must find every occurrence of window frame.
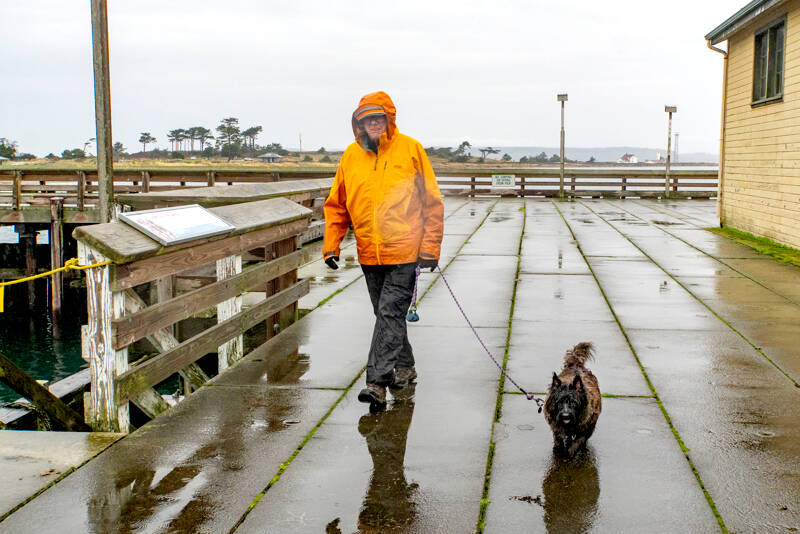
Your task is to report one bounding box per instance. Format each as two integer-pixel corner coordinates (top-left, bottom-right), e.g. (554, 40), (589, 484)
(751, 16), (787, 107)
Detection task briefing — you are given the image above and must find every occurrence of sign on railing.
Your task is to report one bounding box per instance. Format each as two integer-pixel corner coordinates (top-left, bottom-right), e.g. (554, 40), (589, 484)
(491, 174), (516, 188)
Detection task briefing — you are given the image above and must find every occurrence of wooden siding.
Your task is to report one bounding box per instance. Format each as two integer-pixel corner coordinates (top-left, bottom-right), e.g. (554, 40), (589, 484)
(722, 0), (800, 248)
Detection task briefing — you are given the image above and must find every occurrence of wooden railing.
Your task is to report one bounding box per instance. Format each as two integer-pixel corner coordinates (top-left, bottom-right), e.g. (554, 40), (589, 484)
(0, 166), (718, 223)
(434, 167), (719, 198)
(73, 197), (312, 432)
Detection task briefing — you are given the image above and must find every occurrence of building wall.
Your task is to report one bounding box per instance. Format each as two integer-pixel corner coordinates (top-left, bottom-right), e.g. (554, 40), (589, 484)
(722, 0), (800, 248)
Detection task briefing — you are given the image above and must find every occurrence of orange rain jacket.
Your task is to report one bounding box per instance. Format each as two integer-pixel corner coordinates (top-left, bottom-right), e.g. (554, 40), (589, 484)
(323, 92), (444, 265)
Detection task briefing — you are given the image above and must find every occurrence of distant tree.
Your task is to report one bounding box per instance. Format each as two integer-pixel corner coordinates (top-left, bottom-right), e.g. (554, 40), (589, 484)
(264, 142), (289, 156)
(216, 118), (241, 160)
(138, 132), (156, 152)
(478, 147), (500, 159)
(167, 130), (179, 152)
(320, 155), (332, 163)
(302, 155), (313, 162)
(61, 148), (86, 159)
(519, 156), (529, 163)
(533, 151), (549, 163)
(502, 153), (512, 162)
(317, 147), (327, 154)
(587, 156), (596, 163)
(0, 138), (17, 159)
(45, 153), (59, 160)
(548, 154), (560, 163)
(454, 140), (471, 156)
(202, 146), (217, 157)
(241, 126), (263, 153)
(113, 142), (127, 158)
(83, 137), (96, 155)
(170, 151), (186, 159)
(16, 153), (36, 160)
(190, 127), (214, 152)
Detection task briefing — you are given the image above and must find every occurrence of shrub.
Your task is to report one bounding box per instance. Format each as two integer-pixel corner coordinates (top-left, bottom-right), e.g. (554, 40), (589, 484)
(303, 155), (313, 162)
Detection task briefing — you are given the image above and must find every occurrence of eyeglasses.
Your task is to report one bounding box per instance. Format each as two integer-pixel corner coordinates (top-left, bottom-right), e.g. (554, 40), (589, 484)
(360, 115), (386, 124)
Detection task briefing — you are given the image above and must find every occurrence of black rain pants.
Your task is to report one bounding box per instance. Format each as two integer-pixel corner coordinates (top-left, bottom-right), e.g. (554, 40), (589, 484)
(361, 262), (417, 386)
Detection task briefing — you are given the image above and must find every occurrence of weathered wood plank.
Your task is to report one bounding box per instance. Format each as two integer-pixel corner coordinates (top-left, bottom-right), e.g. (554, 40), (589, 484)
(115, 279), (309, 404)
(73, 197), (311, 265)
(115, 178), (333, 210)
(0, 350), (91, 431)
(122, 288), (209, 390)
(130, 386), (171, 419)
(79, 243), (129, 433)
(217, 255), (243, 371)
(267, 237), (298, 339)
(113, 249), (305, 348)
(111, 217), (308, 291)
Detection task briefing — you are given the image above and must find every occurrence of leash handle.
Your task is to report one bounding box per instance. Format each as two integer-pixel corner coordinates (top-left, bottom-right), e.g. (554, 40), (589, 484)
(435, 265), (545, 409)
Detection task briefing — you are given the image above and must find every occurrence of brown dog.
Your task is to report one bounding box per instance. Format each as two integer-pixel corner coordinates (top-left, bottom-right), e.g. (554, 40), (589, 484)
(543, 342), (602, 458)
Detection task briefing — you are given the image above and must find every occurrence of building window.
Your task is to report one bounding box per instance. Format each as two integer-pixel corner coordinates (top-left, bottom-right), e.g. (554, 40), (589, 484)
(753, 19), (785, 105)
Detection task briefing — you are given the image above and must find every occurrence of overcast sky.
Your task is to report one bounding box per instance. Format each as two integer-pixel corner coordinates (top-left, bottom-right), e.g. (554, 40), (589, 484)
(4, 1), (741, 157)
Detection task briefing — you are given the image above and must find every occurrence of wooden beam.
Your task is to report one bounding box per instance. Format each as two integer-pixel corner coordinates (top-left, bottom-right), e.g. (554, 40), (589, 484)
(113, 249), (306, 348)
(123, 288), (209, 390)
(110, 218), (308, 290)
(216, 254), (242, 371)
(0, 349), (91, 432)
(115, 279), (308, 404)
(49, 198), (64, 327)
(90, 0), (114, 223)
(80, 243), (129, 432)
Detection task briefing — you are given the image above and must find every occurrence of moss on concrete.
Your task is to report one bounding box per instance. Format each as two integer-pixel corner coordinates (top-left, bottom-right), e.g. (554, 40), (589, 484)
(709, 227), (800, 268)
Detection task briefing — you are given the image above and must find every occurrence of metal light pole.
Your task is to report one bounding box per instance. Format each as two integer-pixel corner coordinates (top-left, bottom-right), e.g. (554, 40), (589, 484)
(558, 93), (568, 199)
(664, 105), (677, 198)
(91, 0), (114, 222)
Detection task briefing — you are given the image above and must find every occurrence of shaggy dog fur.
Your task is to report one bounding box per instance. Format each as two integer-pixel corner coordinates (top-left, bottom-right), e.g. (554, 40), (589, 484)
(544, 342), (602, 459)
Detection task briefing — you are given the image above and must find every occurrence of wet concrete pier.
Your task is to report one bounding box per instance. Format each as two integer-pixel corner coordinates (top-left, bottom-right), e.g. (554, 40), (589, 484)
(1, 197), (799, 533)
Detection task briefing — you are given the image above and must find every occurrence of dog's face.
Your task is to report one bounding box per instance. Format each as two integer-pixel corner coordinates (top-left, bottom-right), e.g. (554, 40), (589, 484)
(548, 373), (587, 428)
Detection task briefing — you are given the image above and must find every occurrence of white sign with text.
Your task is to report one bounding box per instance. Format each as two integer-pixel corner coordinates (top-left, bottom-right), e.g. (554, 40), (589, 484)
(491, 174), (516, 189)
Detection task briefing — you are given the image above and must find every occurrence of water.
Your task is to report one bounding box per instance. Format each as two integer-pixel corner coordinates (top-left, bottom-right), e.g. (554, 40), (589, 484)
(0, 280), (86, 404)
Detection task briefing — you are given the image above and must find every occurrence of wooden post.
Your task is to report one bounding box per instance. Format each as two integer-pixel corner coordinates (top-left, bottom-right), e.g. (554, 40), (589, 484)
(267, 237), (298, 340)
(79, 242), (128, 432)
(207, 171), (216, 187)
(12, 171), (21, 210)
(216, 254), (243, 371)
(0, 350), (91, 432)
(621, 176), (627, 196)
(519, 176), (526, 197)
(470, 176), (476, 197)
(90, 0), (115, 223)
(16, 225), (37, 308)
(570, 175), (576, 194)
(141, 171), (151, 193)
(77, 171), (86, 211)
(49, 198), (64, 329)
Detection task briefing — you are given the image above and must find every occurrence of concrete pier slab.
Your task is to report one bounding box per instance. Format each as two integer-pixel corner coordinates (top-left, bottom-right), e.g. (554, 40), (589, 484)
(483, 396), (719, 534)
(0, 431), (122, 519)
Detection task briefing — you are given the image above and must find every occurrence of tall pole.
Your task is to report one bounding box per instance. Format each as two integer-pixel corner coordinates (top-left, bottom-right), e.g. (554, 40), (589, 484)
(664, 105), (677, 199)
(557, 93), (568, 199)
(91, 0), (114, 223)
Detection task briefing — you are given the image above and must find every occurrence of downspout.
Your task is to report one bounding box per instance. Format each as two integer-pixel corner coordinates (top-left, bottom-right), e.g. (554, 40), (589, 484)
(707, 39), (728, 227)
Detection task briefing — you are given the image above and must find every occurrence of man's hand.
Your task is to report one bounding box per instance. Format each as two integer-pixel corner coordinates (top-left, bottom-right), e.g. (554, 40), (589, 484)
(418, 258), (438, 272)
(325, 255), (339, 270)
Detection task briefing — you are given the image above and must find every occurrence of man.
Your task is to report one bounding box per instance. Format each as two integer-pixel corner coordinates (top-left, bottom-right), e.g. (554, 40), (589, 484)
(323, 91), (444, 410)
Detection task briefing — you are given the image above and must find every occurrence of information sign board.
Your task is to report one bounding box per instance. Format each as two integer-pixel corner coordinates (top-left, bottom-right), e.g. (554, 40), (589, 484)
(491, 174), (516, 188)
(119, 204), (235, 246)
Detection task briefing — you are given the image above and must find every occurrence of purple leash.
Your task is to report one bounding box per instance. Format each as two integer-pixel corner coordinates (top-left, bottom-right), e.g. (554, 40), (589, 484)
(407, 264), (545, 412)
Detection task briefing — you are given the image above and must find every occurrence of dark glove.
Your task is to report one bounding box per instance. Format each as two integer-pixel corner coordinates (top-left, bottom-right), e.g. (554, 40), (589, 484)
(418, 257), (438, 272)
(325, 255), (339, 270)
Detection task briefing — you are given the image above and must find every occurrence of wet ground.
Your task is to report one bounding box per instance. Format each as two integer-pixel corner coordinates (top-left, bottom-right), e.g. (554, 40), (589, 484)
(2, 197), (799, 533)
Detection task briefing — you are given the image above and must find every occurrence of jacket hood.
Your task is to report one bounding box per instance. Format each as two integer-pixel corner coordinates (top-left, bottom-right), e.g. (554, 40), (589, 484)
(351, 91), (398, 150)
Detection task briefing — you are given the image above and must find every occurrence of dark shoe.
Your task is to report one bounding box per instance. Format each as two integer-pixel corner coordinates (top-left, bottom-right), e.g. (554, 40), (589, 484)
(358, 383), (387, 407)
(390, 367), (417, 390)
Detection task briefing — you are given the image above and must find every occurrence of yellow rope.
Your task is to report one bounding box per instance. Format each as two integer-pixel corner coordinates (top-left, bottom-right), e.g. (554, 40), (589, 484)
(0, 258), (112, 313)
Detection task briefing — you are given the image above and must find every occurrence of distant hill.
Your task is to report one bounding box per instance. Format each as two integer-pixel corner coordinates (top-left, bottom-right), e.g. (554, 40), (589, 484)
(466, 146), (718, 164)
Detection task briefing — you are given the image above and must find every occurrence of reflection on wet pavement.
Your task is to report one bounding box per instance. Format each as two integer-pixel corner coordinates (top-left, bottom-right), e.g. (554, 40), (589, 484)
(541, 449), (599, 534)
(357, 388), (417, 532)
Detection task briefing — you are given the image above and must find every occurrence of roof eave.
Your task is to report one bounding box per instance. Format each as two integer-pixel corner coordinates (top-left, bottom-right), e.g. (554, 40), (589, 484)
(705, 0), (787, 44)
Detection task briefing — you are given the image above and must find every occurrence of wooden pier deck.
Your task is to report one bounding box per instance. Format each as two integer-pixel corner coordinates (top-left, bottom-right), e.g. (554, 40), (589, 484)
(2, 197), (799, 533)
